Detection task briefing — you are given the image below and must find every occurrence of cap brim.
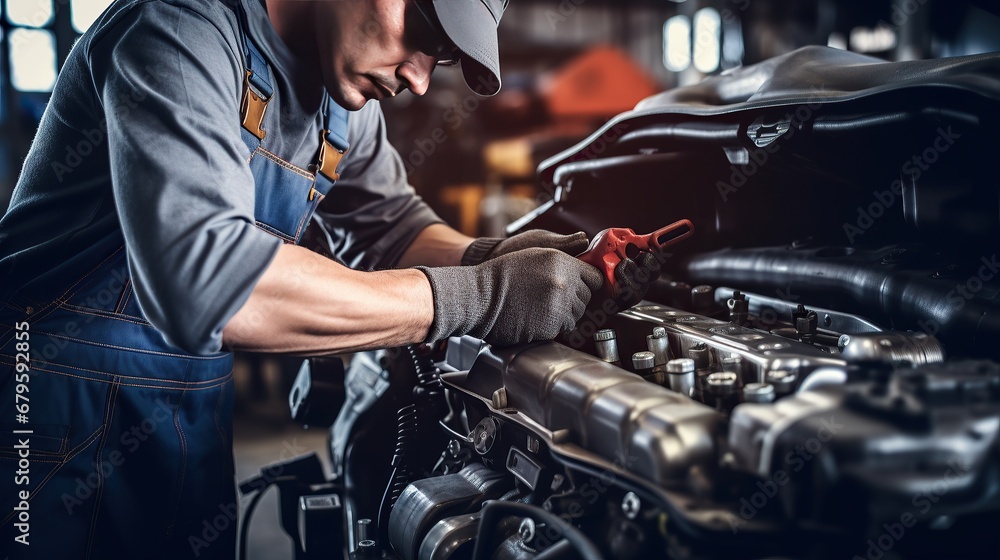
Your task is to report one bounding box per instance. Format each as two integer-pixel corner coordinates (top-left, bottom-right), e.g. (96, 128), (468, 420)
(431, 0), (502, 96)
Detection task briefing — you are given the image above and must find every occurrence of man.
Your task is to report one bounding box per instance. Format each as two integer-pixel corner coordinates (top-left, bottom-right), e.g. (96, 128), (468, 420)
(0, 1), (615, 558)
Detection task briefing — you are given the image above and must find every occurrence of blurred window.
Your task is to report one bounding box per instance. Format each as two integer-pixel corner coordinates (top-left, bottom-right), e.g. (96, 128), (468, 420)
(693, 8), (721, 73)
(71, 0), (114, 33)
(9, 28), (57, 92)
(4, 0), (60, 93)
(850, 26), (898, 53)
(5, 0), (53, 28)
(664, 15), (691, 72)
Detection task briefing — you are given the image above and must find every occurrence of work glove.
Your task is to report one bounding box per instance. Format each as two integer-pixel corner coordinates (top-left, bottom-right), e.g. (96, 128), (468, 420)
(611, 249), (663, 310)
(460, 230), (590, 266)
(419, 248), (604, 346)
(587, 246), (664, 313)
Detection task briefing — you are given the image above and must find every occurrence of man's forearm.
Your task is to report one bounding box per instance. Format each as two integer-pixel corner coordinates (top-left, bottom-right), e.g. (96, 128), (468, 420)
(396, 223), (475, 268)
(222, 243), (434, 355)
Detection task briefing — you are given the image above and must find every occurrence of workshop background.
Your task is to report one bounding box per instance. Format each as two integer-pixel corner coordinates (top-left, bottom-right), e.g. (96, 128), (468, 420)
(1, 0), (998, 558)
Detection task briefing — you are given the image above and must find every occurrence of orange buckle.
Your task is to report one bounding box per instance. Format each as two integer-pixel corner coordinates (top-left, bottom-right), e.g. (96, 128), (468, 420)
(240, 71), (269, 140)
(317, 130), (346, 182)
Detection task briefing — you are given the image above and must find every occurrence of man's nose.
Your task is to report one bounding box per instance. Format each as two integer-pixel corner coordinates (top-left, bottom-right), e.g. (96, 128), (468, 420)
(397, 54), (436, 96)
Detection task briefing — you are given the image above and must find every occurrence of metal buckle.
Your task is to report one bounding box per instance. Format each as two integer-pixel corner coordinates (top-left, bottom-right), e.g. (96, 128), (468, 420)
(317, 130), (346, 182)
(240, 71), (269, 140)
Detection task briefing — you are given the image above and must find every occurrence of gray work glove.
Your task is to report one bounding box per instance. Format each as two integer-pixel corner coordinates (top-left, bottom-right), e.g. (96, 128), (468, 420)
(610, 248), (664, 310)
(419, 248), (603, 346)
(461, 230), (590, 266)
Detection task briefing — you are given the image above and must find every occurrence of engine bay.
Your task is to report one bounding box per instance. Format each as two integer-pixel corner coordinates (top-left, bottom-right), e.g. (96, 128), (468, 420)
(261, 47), (1000, 560)
(371, 48), (1000, 560)
(391, 295), (998, 559)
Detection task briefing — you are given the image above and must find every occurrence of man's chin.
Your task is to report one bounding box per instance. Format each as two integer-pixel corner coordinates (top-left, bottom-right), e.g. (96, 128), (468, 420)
(327, 85), (372, 112)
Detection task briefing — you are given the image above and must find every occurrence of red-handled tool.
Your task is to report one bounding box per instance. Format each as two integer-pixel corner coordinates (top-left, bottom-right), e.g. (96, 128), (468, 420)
(577, 219), (695, 295)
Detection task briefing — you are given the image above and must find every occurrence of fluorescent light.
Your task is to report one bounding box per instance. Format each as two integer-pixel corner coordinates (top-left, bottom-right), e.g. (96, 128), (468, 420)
(10, 28), (58, 92)
(664, 15), (691, 72)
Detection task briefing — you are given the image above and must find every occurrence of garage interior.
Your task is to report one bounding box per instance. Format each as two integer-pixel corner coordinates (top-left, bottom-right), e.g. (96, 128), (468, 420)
(2, 1), (1000, 559)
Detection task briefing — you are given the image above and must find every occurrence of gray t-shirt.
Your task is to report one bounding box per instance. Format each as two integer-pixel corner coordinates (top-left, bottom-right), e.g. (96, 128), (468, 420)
(0, 0), (441, 354)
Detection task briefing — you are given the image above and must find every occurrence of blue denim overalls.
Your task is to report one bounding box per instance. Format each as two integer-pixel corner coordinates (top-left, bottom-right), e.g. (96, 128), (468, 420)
(0, 8), (349, 558)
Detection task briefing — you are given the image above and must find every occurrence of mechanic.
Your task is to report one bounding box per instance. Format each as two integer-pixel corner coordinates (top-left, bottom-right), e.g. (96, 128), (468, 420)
(0, 0), (607, 558)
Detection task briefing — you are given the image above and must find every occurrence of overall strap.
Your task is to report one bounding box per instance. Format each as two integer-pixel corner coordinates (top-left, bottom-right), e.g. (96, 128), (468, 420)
(231, 0), (350, 192)
(316, 95), (351, 189)
(235, 1), (273, 141)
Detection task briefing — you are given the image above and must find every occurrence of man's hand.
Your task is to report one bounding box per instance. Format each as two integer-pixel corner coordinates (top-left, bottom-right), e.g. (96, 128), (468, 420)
(461, 230), (590, 266)
(419, 248), (603, 346)
(609, 248), (663, 311)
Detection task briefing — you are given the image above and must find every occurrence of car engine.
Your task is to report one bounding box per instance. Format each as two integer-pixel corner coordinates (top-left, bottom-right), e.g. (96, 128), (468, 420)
(263, 47), (1000, 560)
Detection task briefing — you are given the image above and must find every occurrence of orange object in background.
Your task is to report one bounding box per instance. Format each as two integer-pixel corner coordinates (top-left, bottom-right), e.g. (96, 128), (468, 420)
(542, 45), (661, 120)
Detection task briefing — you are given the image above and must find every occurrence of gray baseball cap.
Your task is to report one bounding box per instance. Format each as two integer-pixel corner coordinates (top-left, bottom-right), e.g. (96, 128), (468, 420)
(430, 0), (509, 96)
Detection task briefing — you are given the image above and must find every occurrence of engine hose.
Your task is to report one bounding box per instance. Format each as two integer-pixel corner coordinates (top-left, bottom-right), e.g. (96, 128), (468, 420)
(411, 345), (447, 418)
(471, 501), (604, 560)
(238, 485), (268, 560)
(388, 405), (418, 503)
(376, 345), (449, 546)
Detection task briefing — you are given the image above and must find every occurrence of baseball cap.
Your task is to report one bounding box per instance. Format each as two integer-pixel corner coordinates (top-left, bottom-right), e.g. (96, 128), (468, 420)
(429, 0), (509, 96)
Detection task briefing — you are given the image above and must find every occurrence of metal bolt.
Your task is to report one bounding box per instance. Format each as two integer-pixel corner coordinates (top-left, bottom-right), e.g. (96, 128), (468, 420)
(666, 358), (695, 373)
(356, 540), (377, 559)
(447, 440), (461, 457)
(721, 355), (742, 369)
(743, 383), (776, 403)
(838, 334), (851, 351)
(647, 327), (671, 365)
(766, 369), (797, 395)
(666, 358), (696, 396)
(593, 328), (616, 341)
(622, 492), (641, 520)
(689, 342), (710, 369)
(356, 519), (372, 543)
(691, 285), (714, 310)
(707, 372), (739, 396)
(594, 329), (620, 363)
(519, 518), (536, 543)
(632, 351), (656, 371)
